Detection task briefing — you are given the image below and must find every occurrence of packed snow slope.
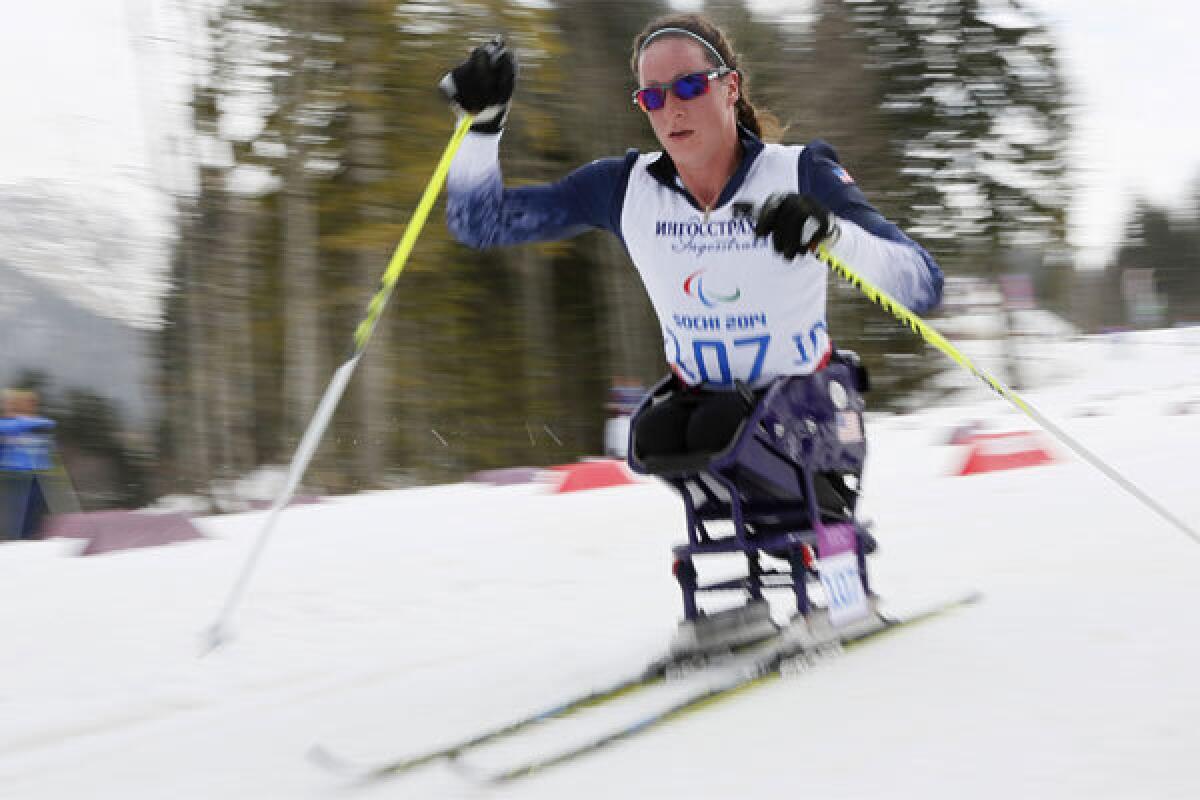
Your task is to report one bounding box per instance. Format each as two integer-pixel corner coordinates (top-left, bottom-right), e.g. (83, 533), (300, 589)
(2, 329), (1199, 799)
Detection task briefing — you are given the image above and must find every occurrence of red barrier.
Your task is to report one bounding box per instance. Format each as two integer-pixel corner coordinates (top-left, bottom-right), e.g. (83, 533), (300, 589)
(551, 459), (636, 493)
(956, 431), (1056, 476)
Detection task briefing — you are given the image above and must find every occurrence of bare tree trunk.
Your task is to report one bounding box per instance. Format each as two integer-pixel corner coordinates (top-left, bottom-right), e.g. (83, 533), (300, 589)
(513, 248), (555, 422)
(489, 134), (559, 434)
(555, 0), (667, 383)
(392, 297), (432, 481)
(202, 169), (236, 486)
(598, 242), (661, 379)
(181, 206), (212, 494)
(196, 167), (257, 496)
(281, 2), (323, 468)
(346, 4), (388, 488)
(224, 192), (258, 474)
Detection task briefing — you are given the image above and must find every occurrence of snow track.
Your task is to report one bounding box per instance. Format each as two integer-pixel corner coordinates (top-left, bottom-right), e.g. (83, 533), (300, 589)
(2, 330), (1199, 798)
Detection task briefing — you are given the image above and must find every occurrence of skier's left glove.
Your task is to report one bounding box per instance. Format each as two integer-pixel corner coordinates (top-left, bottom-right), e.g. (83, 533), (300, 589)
(439, 36), (518, 134)
(754, 193), (838, 260)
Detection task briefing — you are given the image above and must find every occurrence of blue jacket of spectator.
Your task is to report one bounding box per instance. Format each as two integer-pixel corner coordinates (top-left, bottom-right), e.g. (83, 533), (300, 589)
(0, 416), (56, 472)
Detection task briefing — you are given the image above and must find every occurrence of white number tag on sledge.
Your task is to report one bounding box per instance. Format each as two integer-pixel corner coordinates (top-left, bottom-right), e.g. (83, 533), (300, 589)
(818, 552), (869, 627)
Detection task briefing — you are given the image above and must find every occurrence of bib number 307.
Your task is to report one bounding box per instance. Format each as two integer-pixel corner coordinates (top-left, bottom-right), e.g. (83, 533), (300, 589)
(818, 552), (869, 627)
(672, 321), (829, 386)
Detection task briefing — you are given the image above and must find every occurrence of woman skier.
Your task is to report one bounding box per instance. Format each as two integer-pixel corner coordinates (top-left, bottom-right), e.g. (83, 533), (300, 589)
(440, 12), (943, 462)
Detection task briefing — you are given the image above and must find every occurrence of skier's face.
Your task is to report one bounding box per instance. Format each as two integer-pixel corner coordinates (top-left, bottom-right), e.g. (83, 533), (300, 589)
(636, 37), (739, 171)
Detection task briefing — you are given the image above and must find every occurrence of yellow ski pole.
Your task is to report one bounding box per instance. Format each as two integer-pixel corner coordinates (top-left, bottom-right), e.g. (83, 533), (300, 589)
(813, 242), (1199, 546)
(202, 116), (475, 654)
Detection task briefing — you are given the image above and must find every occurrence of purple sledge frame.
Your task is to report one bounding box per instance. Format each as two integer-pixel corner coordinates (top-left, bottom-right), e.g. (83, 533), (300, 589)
(627, 359), (871, 622)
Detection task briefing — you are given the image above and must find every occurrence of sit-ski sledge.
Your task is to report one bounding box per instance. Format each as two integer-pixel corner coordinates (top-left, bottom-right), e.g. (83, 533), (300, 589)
(629, 349), (884, 655)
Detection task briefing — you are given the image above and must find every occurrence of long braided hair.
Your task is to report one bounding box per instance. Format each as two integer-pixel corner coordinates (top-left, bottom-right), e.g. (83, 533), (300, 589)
(630, 13), (782, 142)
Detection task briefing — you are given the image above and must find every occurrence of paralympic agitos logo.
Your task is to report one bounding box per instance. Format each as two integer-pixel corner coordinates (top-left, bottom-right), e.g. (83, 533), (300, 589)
(683, 269), (741, 308)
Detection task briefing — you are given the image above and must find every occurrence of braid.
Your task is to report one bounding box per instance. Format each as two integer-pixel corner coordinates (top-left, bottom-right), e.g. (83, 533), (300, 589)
(631, 13), (782, 142)
(735, 96), (763, 140)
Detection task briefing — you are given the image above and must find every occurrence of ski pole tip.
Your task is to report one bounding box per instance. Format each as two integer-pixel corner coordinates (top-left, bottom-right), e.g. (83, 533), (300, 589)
(199, 622), (235, 657)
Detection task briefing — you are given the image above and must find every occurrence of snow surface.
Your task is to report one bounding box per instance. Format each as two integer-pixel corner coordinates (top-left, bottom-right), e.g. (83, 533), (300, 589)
(3, 329), (1200, 799)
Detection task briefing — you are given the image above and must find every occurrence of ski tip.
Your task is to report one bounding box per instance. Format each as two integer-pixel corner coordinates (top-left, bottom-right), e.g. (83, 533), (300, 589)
(307, 744), (337, 767)
(307, 744), (361, 777)
(877, 589), (983, 628)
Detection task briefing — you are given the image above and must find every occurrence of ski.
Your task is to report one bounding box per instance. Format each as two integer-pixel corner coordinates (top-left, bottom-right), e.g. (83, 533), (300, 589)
(308, 668), (664, 780)
(449, 590), (981, 785)
(307, 634), (778, 781)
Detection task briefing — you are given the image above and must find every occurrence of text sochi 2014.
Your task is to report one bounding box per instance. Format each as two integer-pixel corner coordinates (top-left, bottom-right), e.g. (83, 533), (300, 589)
(671, 312), (769, 331)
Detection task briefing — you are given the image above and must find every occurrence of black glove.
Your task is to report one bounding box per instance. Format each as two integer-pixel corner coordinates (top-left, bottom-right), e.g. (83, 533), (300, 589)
(754, 193), (837, 260)
(439, 36), (517, 134)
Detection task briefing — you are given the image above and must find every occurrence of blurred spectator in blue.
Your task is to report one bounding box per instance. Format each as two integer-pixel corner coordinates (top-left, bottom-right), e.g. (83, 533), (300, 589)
(0, 389), (56, 540)
(604, 378), (646, 459)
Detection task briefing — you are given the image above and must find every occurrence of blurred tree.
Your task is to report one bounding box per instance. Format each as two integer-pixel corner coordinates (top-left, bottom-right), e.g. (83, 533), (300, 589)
(797, 0), (1072, 399)
(765, 0), (940, 406)
(1114, 199), (1200, 327)
(863, 0), (1071, 264)
(552, 0), (669, 398)
(1187, 175), (1200, 323)
(159, 5), (270, 495)
(198, 0), (579, 486)
(278, 1), (326, 466)
(161, 84), (215, 495)
(54, 389), (151, 510)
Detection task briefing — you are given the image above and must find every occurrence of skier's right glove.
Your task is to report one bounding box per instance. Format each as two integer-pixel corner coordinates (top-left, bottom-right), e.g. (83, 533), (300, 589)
(439, 36), (517, 134)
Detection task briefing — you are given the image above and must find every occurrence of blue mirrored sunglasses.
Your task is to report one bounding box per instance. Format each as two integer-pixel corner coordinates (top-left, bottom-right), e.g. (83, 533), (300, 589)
(632, 68), (731, 112)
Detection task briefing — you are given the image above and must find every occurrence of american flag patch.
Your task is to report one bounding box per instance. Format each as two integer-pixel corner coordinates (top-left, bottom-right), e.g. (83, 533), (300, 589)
(831, 165), (855, 185)
(836, 411), (863, 443)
